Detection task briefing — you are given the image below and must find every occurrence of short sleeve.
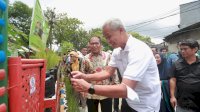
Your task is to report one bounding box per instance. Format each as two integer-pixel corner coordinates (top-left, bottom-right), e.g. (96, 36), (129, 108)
(123, 50), (152, 81)
(169, 63), (176, 78)
(108, 50), (118, 67)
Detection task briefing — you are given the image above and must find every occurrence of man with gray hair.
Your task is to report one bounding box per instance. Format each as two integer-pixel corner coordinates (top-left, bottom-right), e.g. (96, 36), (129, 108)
(70, 18), (161, 112)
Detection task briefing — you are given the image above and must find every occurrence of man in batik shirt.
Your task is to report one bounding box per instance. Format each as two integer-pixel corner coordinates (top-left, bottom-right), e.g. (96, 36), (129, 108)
(85, 36), (116, 112)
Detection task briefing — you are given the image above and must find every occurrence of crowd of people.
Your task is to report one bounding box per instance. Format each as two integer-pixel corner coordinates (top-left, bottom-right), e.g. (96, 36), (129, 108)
(61, 18), (200, 112)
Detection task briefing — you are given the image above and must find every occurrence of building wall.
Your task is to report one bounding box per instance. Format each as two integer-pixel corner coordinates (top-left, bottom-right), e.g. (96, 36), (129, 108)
(180, 0), (200, 29)
(166, 29), (200, 53)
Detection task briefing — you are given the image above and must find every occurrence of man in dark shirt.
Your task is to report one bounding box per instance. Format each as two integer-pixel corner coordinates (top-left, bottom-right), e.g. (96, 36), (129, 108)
(170, 39), (200, 112)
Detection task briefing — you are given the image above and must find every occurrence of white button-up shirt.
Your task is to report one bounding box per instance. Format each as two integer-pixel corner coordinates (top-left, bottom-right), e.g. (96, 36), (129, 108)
(109, 35), (161, 112)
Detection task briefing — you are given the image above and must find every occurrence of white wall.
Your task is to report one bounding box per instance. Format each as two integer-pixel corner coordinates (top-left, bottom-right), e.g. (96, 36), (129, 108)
(167, 29), (200, 52)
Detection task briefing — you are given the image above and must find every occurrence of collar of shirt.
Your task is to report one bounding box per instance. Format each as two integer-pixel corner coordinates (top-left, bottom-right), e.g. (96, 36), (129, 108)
(179, 56), (200, 64)
(88, 51), (106, 60)
(89, 51), (104, 56)
(119, 35), (134, 52)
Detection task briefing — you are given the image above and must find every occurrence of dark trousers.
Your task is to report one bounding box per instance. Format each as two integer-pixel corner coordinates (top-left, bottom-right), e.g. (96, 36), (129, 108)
(87, 98), (112, 112)
(114, 98), (119, 111)
(121, 99), (137, 112)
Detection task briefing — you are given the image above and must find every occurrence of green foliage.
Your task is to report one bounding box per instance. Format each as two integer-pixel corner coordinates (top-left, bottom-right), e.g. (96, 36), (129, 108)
(45, 9), (111, 51)
(8, 1), (32, 35)
(54, 13), (83, 46)
(129, 32), (154, 45)
(75, 28), (90, 50)
(8, 24), (29, 54)
(8, 1), (32, 55)
(32, 49), (60, 70)
(60, 41), (74, 53)
(52, 13), (92, 50)
(65, 77), (80, 112)
(88, 28), (102, 37)
(44, 8), (56, 49)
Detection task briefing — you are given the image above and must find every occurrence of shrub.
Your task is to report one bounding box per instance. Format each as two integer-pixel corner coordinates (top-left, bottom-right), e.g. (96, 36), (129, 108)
(33, 49), (60, 70)
(65, 77), (80, 112)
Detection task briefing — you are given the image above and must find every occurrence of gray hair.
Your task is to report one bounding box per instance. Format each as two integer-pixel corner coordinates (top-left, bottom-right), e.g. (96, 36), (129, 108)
(103, 18), (125, 31)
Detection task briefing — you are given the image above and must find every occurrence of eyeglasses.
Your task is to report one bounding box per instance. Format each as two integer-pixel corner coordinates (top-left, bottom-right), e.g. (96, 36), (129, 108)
(70, 55), (76, 58)
(90, 42), (100, 46)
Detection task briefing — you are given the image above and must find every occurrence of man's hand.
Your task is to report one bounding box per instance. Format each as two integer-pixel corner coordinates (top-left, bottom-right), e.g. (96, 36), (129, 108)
(71, 71), (86, 79)
(71, 78), (90, 93)
(170, 96), (177, 108)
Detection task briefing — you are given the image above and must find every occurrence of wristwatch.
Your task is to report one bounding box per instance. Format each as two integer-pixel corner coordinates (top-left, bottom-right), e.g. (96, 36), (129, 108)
(88, 84), (95, 94)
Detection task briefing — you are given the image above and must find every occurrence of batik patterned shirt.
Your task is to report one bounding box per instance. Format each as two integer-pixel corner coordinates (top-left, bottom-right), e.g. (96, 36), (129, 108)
(85, 51), (114, 100)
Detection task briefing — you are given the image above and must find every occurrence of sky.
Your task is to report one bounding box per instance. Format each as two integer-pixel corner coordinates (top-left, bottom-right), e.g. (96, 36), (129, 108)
(10, 0), (197, 44)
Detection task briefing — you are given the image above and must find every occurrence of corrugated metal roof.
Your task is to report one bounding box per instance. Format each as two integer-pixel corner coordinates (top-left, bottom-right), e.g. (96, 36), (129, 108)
(164, 22), (200, 41)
